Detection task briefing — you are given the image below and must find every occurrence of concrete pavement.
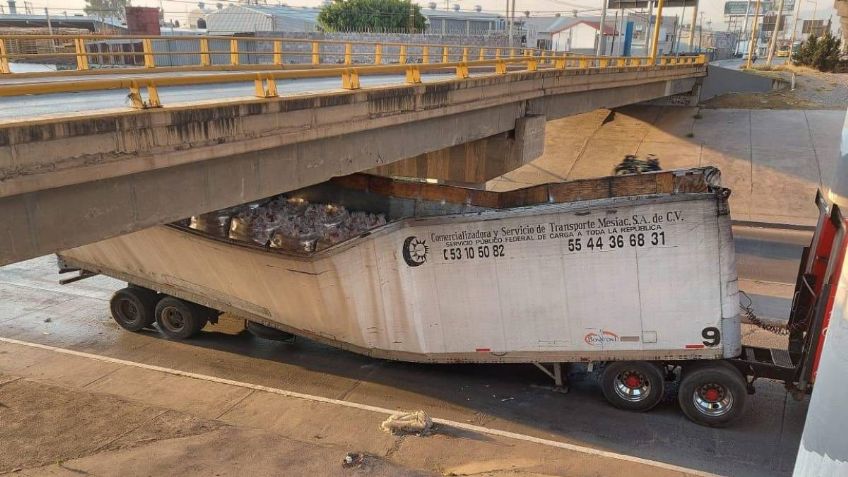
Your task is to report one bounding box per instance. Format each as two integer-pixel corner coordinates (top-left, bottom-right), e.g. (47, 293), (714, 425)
(0, 254), (809, 476)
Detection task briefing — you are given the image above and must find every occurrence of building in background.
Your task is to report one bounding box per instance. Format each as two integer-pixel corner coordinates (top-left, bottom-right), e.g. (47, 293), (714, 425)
(206, 4), (320, 35)
(188, 1), (221, 30)
(421, 4), (507, 36)
(550, 20), (618, 54)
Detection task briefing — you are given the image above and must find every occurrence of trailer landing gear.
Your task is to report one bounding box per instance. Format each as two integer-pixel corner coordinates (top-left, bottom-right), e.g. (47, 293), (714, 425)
(600, 361), (665, 412)
(678, 361), (747, 427)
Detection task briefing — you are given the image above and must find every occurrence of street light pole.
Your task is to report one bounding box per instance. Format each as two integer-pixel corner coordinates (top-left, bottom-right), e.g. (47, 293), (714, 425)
(766, 0), (786, 65)
(746, 0), (761, 68)
(649, 0), (665, 63)
(787, 0), (803, 63)
(736, 0), (752, 55)
(597, 0), (608, 56)
(688, 0), (699, 52)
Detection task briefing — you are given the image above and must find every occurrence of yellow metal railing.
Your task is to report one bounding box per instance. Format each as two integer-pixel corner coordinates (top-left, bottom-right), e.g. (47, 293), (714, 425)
(0, 33), (706, 78)
(0, 33), (554, 75)
(0, 53), (707, 110)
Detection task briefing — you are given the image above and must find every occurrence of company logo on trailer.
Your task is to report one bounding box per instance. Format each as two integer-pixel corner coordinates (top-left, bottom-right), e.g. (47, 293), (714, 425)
(402, 236), (428, 267)
(584, 331), (619, 347)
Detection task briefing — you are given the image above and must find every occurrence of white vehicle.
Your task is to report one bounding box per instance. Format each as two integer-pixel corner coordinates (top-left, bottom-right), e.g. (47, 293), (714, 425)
(57, 167), (839, 427)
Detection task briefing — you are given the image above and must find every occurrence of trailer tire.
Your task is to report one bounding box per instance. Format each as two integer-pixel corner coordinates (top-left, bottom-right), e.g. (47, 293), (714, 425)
(109, 287), (157, 332)
(155, 297), (205, 340)
(600, 361), (665, 412)
(678, 362), (747, 427)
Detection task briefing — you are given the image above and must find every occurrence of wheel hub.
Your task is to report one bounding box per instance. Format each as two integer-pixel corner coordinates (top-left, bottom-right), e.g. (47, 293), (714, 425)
(161, 307), (186, 331)
(613, 370), (651, 402)
(693, 383), (733, 417)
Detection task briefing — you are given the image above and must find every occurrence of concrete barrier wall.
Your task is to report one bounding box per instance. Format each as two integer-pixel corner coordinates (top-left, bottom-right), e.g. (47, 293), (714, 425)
(699, 65), (785, 102)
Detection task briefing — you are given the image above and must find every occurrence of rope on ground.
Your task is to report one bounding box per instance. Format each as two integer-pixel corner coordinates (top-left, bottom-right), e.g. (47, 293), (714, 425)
(739, 290), (790, 336)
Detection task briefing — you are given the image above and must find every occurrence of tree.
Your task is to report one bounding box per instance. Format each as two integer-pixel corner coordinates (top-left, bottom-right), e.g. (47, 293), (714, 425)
(84, 0), (130, 21)
(793, 30), (842, 72)
(318, 0), (426, 33)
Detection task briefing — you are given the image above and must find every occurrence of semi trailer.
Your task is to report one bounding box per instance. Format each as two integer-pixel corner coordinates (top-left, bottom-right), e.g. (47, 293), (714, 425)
(56, 167), (842, 427)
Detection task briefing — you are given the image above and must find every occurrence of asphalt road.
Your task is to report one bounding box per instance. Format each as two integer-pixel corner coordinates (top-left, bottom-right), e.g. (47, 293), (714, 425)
(0, 226), (810, 477)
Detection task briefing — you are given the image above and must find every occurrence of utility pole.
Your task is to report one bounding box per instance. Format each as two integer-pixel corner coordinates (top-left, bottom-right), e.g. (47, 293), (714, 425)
(610, 10), (619, 55)
(736, 0), (752, 55)
(649, 0), (665, 63)
(44, 7), (53, 36)
(688, 0), (699, 52)
(746, 0), (761, 68)
(507, 0), (513, 46)
(509, 0), (516, 47)
(766, 0), (785, 65)
(646, 1), (654, 58)
(788, 0), (803, 63)
(597, 0), (608, 56)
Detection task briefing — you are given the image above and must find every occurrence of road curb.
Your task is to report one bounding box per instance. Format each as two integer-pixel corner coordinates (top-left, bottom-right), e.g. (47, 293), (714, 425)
(731, 220), (817, 232)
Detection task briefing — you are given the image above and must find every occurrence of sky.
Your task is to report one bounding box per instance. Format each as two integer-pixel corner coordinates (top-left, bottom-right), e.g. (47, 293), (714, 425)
(9, 0), (841, 31)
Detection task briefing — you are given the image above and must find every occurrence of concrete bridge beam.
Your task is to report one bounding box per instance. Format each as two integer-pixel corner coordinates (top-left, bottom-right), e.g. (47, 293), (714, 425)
(0, 65), (705, 265)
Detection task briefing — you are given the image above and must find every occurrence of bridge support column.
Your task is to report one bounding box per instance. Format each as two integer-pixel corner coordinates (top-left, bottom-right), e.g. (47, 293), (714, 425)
(368, 115), (545, 184)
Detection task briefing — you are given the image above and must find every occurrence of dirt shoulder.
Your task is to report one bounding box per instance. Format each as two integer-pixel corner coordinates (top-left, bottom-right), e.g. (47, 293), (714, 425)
(703, 65), (848, 110)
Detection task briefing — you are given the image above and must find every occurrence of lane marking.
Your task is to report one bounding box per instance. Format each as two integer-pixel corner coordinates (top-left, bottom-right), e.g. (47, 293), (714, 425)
(0, 336), (717, 477)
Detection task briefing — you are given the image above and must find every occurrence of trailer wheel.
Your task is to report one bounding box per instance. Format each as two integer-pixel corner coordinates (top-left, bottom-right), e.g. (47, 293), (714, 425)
(109, 287), (157, 332)
(678, 362), (747, 427)
(600, 361), (665, 412)
(155, 297), (205, 340)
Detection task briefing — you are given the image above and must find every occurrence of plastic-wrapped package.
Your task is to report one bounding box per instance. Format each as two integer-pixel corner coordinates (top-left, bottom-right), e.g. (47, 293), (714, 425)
(189, 211), (232, 238)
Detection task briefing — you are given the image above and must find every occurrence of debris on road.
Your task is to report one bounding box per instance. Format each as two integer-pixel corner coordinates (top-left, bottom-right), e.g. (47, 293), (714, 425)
(342, 452), (365, 469)
(380, 410), (432, 435)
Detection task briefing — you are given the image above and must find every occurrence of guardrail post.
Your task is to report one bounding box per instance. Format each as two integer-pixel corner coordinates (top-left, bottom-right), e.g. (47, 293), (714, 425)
(617, 57), (626, 67)
(0, 39), (9, 74)
(421, 46), (429, 64)
(510, 48), (516, 58)
(74, 38), (89, 70)
(311, 41), (320, 65)
(526, 58), (538, 71)
(554, 57), (566, 69)
(374, 44), (382, 64)
(578, 57), (588, 69)
(455, 63), (469, 79)
(399, 45), (407, 65)
(273, 40), (283, 66)
(462, 47), (468, 63)
(128, 81), (161, 109)
(254, 73), (278, 98)
(478, 47), (485, 61)
(495, 60), (507, 74)
(342, 69), (360, 89)
(442, 46), (449, 63)
(495, 48), (501, 60)
(599, 58), (609, 68)
(405, 66), (421, 84)
(230, 39), (239, 66)
(344, 42), (352, 65)
(200, 38), (211, 66)
(698, 54), (706, 65)
(142, 38), (155, 68)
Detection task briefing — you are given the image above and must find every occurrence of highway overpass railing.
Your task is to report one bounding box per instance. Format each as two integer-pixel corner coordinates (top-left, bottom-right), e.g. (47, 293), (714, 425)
(0, 33), (703, 77)
(0, 34), (706, 111)
(0, 33), (557, 75)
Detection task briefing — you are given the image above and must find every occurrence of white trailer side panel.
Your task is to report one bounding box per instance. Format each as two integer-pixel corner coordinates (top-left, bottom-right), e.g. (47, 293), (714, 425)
(59, 192), (739, 363)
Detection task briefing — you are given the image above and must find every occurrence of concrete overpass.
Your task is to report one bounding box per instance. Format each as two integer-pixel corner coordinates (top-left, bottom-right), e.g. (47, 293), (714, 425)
(0, 56), (706, 265)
